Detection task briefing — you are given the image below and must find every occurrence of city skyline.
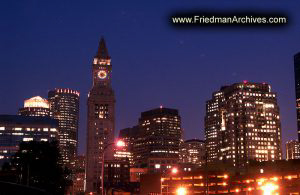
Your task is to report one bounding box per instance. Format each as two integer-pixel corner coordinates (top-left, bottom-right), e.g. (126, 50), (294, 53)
(1, 1), (300, 155)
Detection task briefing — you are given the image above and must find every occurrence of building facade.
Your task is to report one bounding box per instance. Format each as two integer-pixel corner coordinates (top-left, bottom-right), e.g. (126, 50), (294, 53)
(205, 82), (282, 167)
(85, 38), (116, 194)
(133, 107), (182, 173)
(18, 96), (50, 117)
(48, 88), (80, 168)
(103, 160), (130, 193)
(72, 155), (85, 195)
(0, 115), (58, 168)
(116, 126), (139, 166)
(294, 52), (300, 141)
(160, 160), (300, 195)
(286, 140), (300, 160)
(179, 139), (206, 167)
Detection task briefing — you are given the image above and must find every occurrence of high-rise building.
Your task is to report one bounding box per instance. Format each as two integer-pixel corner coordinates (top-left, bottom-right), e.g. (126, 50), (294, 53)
(48, 88), (80, 167)
(294, 52), (300, 141)
(286, 140), (300, 160)
(179, 139), (206, 167)
(18, 96), (50, 117)
(0, 115), (58, 168)
(85, 38), (115, 193)
(133, 107), (182, 173)
(115, 126), (139, 166)
(205, 82), (282, 167)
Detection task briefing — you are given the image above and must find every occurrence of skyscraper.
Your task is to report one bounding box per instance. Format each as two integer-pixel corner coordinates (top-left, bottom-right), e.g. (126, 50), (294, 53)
(18, 96), (50, 117)
(179, 139), (206, 167)
(294, 52), (300, 141)
(205, 82), (282, 167)
(85, 38), (115, 194)
(48, 88), (80, 167)
(286, 140), (300, 160)
(133, 107), (182, 173)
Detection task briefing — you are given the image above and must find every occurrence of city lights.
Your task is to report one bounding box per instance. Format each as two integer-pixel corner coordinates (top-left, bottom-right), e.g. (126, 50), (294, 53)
(24, 96), (49, 108)
(261, 182), (279, 195)
(116, 140), (125, 147)
(172, 167), (178, 174)
(176, 187), (187, 195)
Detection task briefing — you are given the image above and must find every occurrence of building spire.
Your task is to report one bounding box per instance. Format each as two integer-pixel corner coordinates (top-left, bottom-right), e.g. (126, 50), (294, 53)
(95, 37), (110, 59)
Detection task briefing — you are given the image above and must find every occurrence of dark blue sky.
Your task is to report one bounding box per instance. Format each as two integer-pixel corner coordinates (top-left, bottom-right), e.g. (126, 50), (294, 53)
(1, 1), (300, 155)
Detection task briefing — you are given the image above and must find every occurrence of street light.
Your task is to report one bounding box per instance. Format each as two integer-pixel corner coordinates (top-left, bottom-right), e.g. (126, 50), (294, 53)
(176, 187), (187, 195)
(261, 182), (278, 195)
(101, 140), (125, 195)
(171, 167), (178, 174)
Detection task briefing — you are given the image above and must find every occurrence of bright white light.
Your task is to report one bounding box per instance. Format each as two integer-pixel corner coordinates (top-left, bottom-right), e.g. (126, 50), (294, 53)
(176, 187), (187, 195)
(172, 167), (178, 174)
(262, 183), (278, 195)
(116, 140), (125, 147)
(24, 96), (49, 108)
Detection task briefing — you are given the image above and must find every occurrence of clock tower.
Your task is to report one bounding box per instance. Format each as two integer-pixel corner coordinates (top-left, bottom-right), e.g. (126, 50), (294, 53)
(85, 37), (115, 194)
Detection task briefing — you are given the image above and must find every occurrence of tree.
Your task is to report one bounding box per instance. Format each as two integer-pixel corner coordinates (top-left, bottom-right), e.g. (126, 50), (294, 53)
(9, 141), (71, 194)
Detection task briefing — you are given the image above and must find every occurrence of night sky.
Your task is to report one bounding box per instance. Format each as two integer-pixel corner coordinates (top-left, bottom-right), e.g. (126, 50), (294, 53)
(1, 1), (300, 155)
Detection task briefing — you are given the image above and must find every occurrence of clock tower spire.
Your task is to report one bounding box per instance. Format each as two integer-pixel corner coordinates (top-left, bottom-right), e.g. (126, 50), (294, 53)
(95, 37), (110, 59)
(86, 37), (116, 194)
(92, 37), (112, 86)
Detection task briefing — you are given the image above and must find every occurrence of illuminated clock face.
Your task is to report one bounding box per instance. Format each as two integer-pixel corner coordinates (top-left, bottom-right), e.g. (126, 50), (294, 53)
(98, 70), (107, 79)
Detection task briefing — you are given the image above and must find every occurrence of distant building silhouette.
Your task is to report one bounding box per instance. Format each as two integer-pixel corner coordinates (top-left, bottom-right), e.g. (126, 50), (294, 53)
(286, 140), (300, 160)
(0, 115), (58, 167)
(48, 88), (80, 168)
(179, 139), (205, 167)
(205, 82), (282, 167)
(133, 107), (183, 173)
(294, 52), (300, 141)
(72, 155), (85, 194)
(116, 126), (139, 166)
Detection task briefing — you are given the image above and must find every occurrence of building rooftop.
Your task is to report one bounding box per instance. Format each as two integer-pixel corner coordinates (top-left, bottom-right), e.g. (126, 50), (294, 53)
(141, 107), (179, 118)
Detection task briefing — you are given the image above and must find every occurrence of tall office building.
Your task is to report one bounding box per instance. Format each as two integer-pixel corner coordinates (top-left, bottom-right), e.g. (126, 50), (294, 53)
(286, 140), (300, 160)
(0, 115), (58, 167)
(205, 82), (282, 167)
(85, 38), (115, 194)
(133, 107), (182, 173)
(294, 52), (300, 141)
(18, 96), (50, 117)
(179, 139), (206, 167)
(48, 88), (80, 167)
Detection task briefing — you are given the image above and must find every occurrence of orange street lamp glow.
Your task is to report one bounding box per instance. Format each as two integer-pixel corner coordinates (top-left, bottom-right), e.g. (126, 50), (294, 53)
(224, 174), (228, 179)
(176, 187), (187, 195)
